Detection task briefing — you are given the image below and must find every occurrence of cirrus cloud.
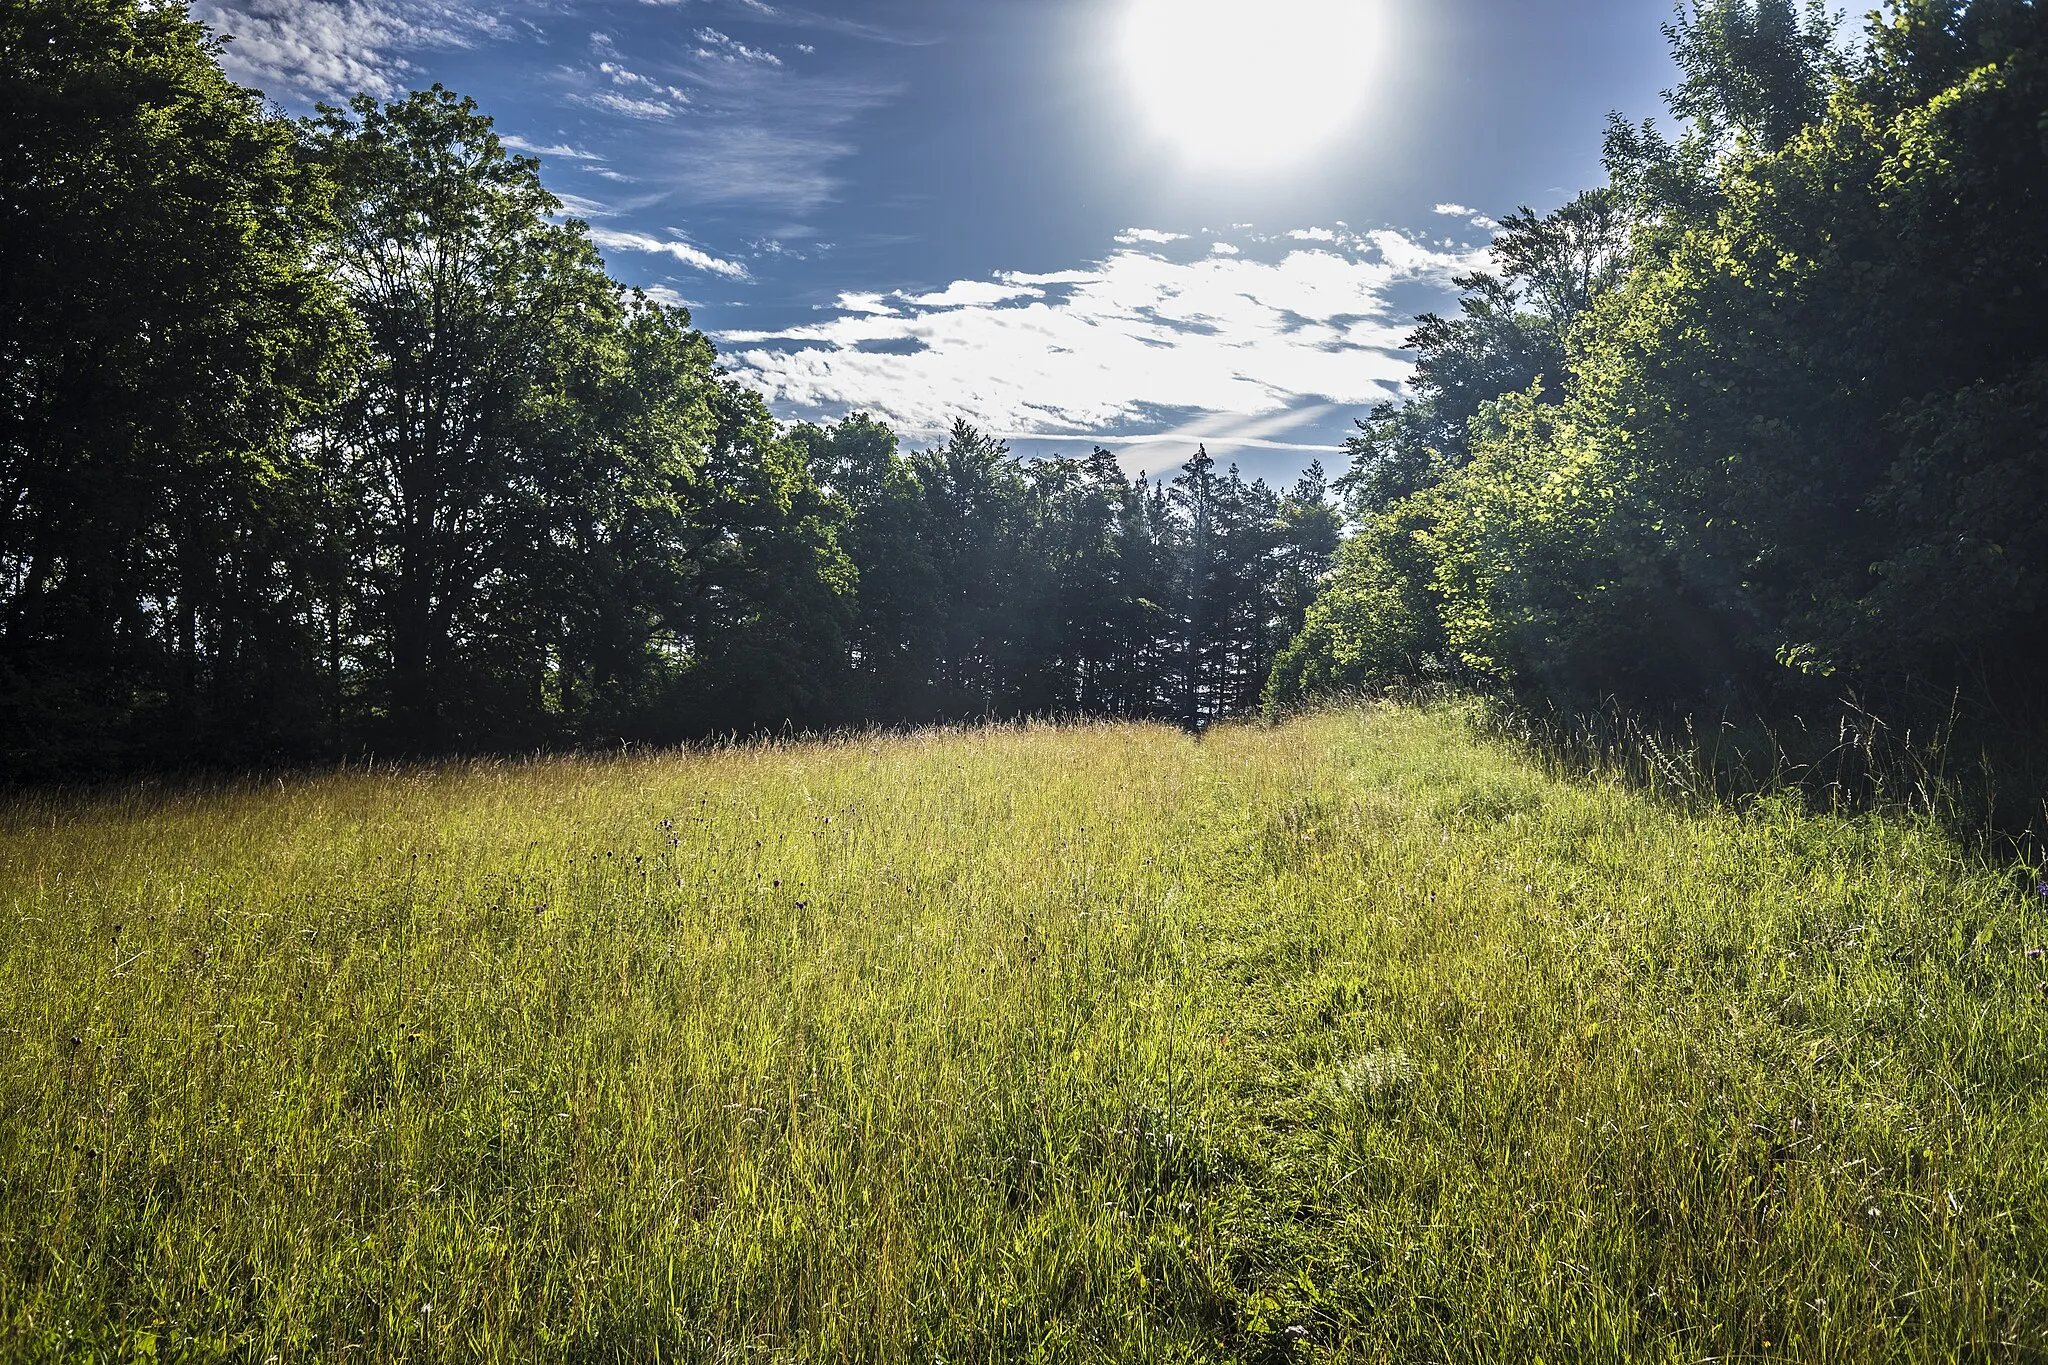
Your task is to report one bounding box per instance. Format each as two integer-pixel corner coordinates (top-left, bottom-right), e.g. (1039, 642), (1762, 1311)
(586, 227), (751, 278)
(194, 0), (508, 99)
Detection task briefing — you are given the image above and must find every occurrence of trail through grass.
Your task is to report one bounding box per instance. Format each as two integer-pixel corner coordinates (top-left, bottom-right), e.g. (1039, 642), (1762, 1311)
(1, 706), (2044, 1360)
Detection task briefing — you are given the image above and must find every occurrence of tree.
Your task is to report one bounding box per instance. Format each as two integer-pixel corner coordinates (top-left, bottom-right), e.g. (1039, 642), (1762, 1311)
(1031, 447), (1149, 715)
(1335, 190), (1630, 520)
(523, 296), (720, 740)
(912, 420), (1031, 716)
(1284, 0), (2048, 741)
(664, 381), (853, 736)
(1170, 446), (1218, 728)
(303, 87), (631, 747)
(1273, 462), (1342, 640)
(791, 413), (939, 721)
(0, 0), (348, 774)
(1664, 0), (1842, 153)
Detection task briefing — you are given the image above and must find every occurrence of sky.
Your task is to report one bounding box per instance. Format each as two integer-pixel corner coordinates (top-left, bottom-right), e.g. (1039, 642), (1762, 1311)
(194, 0), (1681, 487)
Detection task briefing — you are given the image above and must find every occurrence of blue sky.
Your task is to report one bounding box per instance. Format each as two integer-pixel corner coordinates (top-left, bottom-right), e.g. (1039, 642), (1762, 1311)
(197, 0), (1679, 485)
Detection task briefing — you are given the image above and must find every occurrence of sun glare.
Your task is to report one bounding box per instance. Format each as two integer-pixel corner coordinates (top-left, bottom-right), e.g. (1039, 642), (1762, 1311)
(1120, 0), (1382, 169)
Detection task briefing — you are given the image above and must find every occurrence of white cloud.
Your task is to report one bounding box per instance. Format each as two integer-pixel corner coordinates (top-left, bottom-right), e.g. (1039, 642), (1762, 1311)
(1114, 228), (1189, 246)
(901, 280), (1046, 309)
(573, 88), (685, 119)
(599, 61), (689, 100)
(1008, 401), (1353, 456)
(195, 0), (504, 100)
(1209, 241), (1240, 256)
(1434, 202), (1500, 233)
(695, 27), (783, 65)
(720, 227), (1487, 443)
(832, 293), (897, 315)
(587, 227), (751, 278)
(501, 136), (607, 162)
(576, 35), (893, 216)
(651, 120), (862, 215)
(1286, 227), (1339, 242)
(202, 0), (895, 220)
(555, 192), (619, 219)
(638, 284), (694, 308)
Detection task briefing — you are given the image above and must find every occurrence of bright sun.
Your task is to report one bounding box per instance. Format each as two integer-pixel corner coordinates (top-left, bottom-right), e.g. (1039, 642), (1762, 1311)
(1120, 0), (1382, 169)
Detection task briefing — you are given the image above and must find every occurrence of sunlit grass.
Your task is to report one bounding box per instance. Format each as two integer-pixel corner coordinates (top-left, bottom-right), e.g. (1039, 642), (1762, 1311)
(1, 706), (2043, 1360)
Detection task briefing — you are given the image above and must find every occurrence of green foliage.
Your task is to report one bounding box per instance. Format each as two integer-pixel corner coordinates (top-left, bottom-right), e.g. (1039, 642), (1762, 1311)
(1666, 0), (1843, 151)
(0, 0), (351, 773)
(1333, 188), (1627, 522)
(305, 87), (644, 744)
(1, 10), (1336, 770)
(0, 35), (882, 768)
(667, 381), (855, 735)
(1267, 498), (1443, 705)
(1, 707), (2041, 1359)
(1272, 463), (1342, 640)
(1287, 0), (2048, 757)
(785, 418), (1330, 730)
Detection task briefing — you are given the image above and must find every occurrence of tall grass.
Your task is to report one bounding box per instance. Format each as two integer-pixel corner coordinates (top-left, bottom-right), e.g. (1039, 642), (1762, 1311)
(0, 706), (2043, 1360)
(1462, 685), (2048, 856)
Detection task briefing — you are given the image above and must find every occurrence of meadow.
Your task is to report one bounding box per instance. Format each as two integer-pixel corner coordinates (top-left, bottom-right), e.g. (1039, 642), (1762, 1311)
(0, 705), (2043, 1362)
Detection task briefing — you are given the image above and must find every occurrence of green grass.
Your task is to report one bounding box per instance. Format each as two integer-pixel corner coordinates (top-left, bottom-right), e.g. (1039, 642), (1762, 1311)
(1, 704), (2044, 1361)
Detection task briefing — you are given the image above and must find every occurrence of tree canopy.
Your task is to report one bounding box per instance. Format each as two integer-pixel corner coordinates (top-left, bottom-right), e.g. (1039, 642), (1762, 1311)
(1276, 0), (2048, 763)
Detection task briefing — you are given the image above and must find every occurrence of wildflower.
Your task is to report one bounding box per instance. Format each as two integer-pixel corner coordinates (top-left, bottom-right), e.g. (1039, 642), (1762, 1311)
(2027, 948), (2046, 959)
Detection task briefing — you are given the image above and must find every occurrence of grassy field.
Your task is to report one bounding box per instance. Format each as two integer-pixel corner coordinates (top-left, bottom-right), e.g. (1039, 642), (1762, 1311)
(0, 705), (2044, 1362)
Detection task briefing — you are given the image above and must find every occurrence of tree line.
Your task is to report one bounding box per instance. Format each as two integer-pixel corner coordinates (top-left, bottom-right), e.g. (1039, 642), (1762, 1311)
(1, 0), (1338, 777)
(1273, 0), (2048, 769)
(18, 0), (2044, 782)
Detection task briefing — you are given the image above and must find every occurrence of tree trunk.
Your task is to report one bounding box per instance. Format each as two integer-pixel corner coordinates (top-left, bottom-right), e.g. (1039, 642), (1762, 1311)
(391, 518), (437, 749)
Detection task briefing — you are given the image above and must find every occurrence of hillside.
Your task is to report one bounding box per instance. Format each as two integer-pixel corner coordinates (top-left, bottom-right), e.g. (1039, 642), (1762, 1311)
(1, 706), (2042, 1360)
